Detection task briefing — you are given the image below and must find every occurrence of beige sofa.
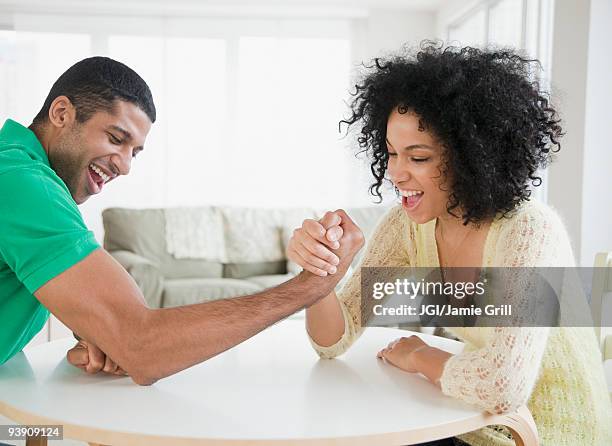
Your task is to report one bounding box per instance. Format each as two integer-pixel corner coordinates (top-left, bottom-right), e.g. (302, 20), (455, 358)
(102, 206), (389, 308)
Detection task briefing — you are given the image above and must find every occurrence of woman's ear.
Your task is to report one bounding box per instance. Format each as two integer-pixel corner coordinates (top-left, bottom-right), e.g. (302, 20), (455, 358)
(48, 95), (77, 129)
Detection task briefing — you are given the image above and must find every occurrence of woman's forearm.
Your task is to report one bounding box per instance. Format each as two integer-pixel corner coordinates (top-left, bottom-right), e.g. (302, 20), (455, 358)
(306, 291), (346, 347)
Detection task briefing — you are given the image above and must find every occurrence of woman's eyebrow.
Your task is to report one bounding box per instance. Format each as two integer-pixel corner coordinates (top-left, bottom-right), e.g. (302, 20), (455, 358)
(385, 139), (433, 151)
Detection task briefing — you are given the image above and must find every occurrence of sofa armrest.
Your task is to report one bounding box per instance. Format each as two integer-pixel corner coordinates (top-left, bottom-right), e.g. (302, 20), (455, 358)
(109, 250), (164, 308)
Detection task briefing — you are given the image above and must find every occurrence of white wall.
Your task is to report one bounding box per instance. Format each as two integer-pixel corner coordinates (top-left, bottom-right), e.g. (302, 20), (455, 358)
(547, 0), (612, 266)
(546, 0), (591, 263)
(360, 9), (435, 60)
(581, 0), (612, 266)
(434, 0), (482, 39)
(347, 10), (436, 208)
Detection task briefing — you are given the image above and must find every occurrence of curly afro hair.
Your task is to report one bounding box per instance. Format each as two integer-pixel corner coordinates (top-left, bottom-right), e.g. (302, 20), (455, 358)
(341, 41), (563, 224)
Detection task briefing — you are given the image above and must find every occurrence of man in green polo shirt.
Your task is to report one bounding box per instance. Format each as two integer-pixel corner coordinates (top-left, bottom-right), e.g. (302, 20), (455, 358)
(0, 118), (99, 364)
(0, 57), (363, 384)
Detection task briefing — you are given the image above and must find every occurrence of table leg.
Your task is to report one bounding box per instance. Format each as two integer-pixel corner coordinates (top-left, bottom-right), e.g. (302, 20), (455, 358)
(494, 405), (539, 446)
(25, 436), (47, 446)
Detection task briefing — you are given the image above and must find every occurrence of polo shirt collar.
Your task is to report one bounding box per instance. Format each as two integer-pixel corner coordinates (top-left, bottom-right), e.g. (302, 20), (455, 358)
(0, 119), (50, 167)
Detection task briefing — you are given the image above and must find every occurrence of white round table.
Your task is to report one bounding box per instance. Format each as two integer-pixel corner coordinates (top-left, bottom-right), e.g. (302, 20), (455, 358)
(0, 320), (538, 445)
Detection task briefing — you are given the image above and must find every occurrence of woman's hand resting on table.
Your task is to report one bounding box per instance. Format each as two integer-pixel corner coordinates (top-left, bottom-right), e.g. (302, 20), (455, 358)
(377, 335), (453, 387)
(377, 335), (428, 372)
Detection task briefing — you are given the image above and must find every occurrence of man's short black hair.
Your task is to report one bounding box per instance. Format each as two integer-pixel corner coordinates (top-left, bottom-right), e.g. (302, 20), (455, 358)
(32, 56), (156, 125)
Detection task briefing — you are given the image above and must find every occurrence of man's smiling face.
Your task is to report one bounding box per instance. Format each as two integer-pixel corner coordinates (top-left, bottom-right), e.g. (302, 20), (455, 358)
(48, 99), (151, 204)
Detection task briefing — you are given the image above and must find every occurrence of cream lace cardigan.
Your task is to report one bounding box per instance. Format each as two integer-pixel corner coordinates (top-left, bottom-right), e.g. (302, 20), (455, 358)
(309, 200), (612, 446)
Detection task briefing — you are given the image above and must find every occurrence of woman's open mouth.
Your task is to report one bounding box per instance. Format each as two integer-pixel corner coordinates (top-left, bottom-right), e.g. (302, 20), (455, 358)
(400, 190), (424, 211)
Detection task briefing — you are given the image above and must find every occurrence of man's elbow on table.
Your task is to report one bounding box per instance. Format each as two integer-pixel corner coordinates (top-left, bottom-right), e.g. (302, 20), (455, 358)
(117, 352), (159, 386)
(112, 310), (167, 386)
(130, 372), (158, 386)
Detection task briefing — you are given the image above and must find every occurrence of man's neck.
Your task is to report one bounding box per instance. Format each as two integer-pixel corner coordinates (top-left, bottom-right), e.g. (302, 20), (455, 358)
(28, 122), (51, 157)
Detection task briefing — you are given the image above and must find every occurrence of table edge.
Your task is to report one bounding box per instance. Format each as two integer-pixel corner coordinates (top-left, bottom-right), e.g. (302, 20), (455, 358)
(1, 398), (518, 445)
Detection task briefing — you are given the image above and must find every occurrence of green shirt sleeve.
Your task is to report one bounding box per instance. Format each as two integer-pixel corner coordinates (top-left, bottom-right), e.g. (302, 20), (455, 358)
(0, 166), (100, 293)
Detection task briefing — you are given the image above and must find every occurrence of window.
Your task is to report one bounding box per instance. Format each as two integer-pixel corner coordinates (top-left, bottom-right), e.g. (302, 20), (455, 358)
(234, 37), (351, 208)
(444, 0), (553, 202)
(448, 8), (487, 46)
(0, 16), (355, 239)
(488, 0), (524, 48)
(0, 31), (90, 124)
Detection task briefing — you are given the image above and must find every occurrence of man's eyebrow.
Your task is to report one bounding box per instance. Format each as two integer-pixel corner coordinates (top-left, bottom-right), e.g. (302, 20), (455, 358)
(385, 139), (433, 151)
(108, 125), (144, 151)
(108, 125), (131, 139)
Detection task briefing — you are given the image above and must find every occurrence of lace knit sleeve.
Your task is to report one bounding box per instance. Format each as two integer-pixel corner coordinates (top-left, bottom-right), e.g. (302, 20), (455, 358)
(310, 206), (415, 358)
(439, 202), (576, 414)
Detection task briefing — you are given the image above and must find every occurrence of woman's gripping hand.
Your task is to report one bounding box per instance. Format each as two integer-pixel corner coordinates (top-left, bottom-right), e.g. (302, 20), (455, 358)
(286, 210), (357, 277)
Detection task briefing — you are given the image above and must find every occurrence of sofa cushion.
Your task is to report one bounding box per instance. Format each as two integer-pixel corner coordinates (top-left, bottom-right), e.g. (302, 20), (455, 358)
(245, 274), (294, 289)
(162, 278), (262, 307)
(103, 208), (223, 280)
(165, 207), (226, 261)
(224, 261), (287, 279)
(110, 250), (164, 308)
(221, 207), (285, 262)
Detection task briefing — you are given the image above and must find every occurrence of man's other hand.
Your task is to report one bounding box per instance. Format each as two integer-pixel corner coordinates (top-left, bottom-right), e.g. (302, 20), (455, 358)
(67, 339), (127, 376)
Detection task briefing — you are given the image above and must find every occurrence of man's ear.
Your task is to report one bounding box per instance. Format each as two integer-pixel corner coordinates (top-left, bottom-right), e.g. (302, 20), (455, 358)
(48, 95), (77, 129)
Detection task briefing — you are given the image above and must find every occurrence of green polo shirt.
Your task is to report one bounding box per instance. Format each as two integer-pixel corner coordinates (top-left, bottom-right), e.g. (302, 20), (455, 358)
(0, 119), (99, 365)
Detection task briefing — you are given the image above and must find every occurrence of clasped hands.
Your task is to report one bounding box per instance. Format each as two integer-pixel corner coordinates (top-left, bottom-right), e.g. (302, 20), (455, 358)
(287, 209), (451, 384)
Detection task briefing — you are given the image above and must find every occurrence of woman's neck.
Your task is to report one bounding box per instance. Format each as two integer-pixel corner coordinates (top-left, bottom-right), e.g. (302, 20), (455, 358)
(435, 212), (493, 268)
(436, 212), (472, 242)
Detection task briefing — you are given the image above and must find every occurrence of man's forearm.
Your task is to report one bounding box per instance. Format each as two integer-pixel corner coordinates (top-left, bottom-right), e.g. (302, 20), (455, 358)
(125, 271), (337, 384)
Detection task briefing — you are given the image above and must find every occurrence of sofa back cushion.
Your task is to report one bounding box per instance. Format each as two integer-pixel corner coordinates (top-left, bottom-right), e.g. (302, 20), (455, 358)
(103, 208), (223, 279)
(223, 260), (287, 279)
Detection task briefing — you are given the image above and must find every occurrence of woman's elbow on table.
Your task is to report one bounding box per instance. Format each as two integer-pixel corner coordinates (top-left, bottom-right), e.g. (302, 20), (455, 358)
(309, 331), (353, 360)
(474, 387), (531, 416)
(440, 368), (535, 415)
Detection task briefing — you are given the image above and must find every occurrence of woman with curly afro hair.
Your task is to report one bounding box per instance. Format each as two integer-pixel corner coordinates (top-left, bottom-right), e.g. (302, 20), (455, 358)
(286, 42), (612, 445)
